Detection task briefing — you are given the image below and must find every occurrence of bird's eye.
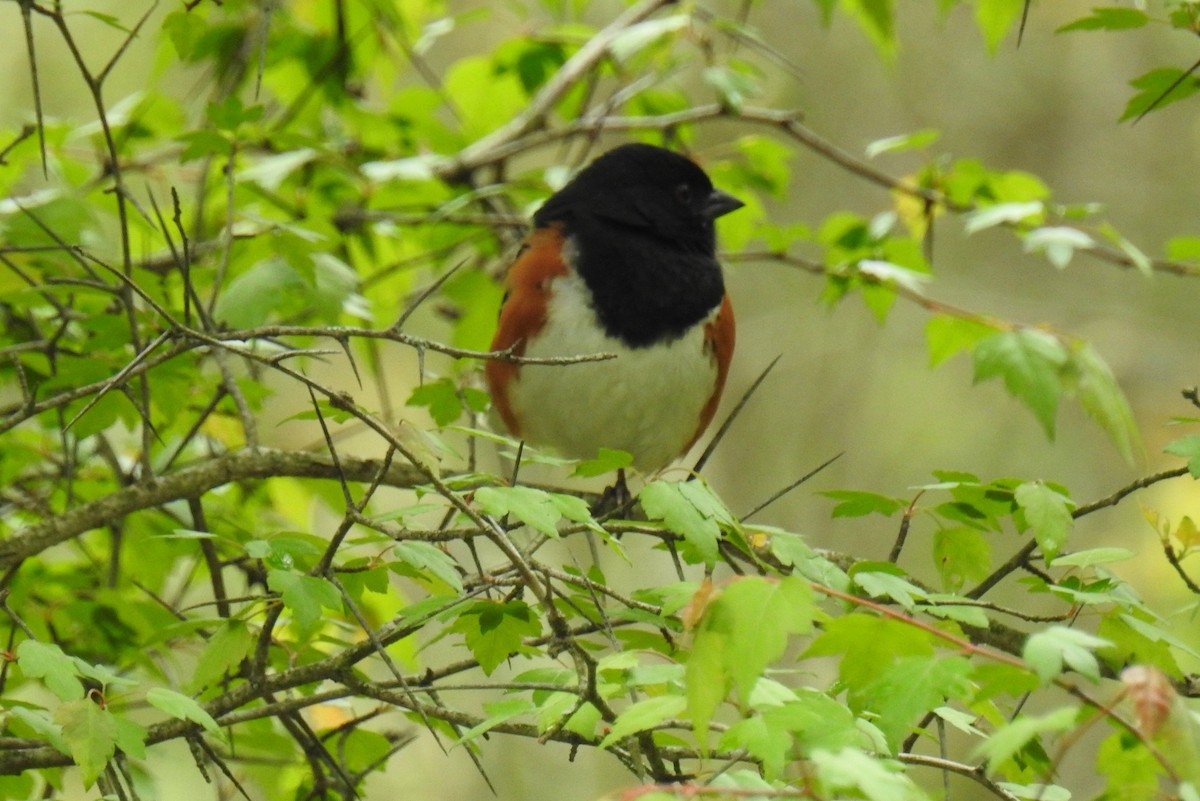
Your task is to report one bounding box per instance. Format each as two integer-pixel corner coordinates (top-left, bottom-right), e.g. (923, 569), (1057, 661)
(674, 183), (692, 205)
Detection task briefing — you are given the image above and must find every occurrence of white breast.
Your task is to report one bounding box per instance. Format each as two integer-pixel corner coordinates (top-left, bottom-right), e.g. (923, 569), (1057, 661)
(506, 273), (719, 471)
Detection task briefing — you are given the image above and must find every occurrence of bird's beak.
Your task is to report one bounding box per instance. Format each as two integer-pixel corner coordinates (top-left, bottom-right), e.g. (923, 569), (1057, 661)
(704, 189), (745, 220)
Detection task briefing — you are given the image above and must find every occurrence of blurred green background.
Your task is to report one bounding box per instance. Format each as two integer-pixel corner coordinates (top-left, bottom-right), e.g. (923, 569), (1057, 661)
(2, 1), (1198, 798)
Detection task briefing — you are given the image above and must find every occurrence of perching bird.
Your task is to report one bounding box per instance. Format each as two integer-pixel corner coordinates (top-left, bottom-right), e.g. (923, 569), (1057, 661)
(486, 143), (743, 475)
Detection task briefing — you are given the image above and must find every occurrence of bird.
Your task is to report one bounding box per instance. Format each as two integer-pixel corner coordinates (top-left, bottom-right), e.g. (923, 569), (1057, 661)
(486, 142), (743, 479)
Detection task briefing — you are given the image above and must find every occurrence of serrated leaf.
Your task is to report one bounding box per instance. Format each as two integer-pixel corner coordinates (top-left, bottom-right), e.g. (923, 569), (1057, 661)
(1000, 783), (1073, 801)
(1165, 435), (1200, 477)
(864, 656), (974, 749)
(640, 480), (725, 566)
(973, 329), (1068, 437)
(455, 698), (537, 744)
(852, 568), (926, 610)
(973, 707), (1078, 767)
(1023, 626), (1111, 683)
(1072, 342), (1139, 463)
(964, 201), (1043, 234)
(810, 747), (925, 801)
(821, 490), (905, 518)
(840, 0), (897, 58)
(452, 600), (541, 675)
(933, 527), (993, 591)
(1024, 226), (1095, 269)
(925, 315), (997, 367)
(1100, 222), (1153, 276)
(475, 485), (563, 537)
(237, 148), (318, 192)
(806, 616), (934, 696)
(54, 700), (116, 788)
(1121, 68), (1200, 122)
(599, 695), (686, 748)
(975, 0), (1025, 53)
(393, 540), (464, 592)
(1057, 7), (1148, 32)
(609, 15), (689, 62)
(267, 571), (342, 638)
(406, 379), (463, 427)
(865, 129), (940, 158)
(146, 688), (222, 739)
(685, 576), (815, 744)
(190, 620), (254, 692)
(16, 641), (84, 702)
(704, 66), (759, 112)
(572, 447), (633, 477)
(1015, 481), (1074, 561)
(1052, 547), (1134, 568)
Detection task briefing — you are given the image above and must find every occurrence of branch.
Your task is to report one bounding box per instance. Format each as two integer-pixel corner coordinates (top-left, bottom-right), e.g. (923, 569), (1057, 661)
(0, 449), (424, 569)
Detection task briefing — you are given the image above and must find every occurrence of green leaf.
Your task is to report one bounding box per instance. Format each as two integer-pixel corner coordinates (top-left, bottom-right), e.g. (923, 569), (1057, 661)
(1121, 68), (1200, 122)
(1100, 222), (1153, 276)
(54, 700), (117, 788)
(810, 747), (925, 801)
(769, 529), (852, 592)
(864, 655), (974, 749)
(176, 130), (232, 161)
(839, 0), (896, 58)
(1014, 481), (1074, 561)
(443, 55), (529, 139)
(609, 15), (689, 62)
(1023, 626), (1111, 683)
(407, 379), (464, 427)
(456, 698), (537, 744)
(17, 640), (84, 701)
(974, 0), (1025, 53)
(704, 65), (759, 112)
(925, 315), (997, 367)
(146, 687), (223, 736)
(266, 571), (342, 638)
(1057, 7), (1149, 32)
(724, 577), (814, 702)
(973, 706), (1078, 767)
(206, 95), (263, 130)
(212, 259), (307, 328)
(640, 480), (729, 566)
(1165, 434), (1200, 477)
(393, 540), (464, 592)
(761, 688), (867, 756)
(932, 527), (992, 591)
(1051, 547), (1134, 568)
(821, 490), (905, 518)
(685, 576), (815, 743)
(238, 148), (319, 192)
(599, 695), (686, 748)
(998, 783), (1073, 801)
(685, 618), (726, 745)
(1023, 226), (1095, 269)
(806, 615), (934, 699)
(452, 600), (542, 675)
(973, 329), (1068, 437)
(189, 620), (254, 692)
(572, 447), (633, 477)
(1072, 342), (1140, 463)
(964, 201), (1043, 233)
(475, 485), (583, 538)
(1168, 235), (1200, 262)
(719, 714), (789, 779)
(113, 716), (147, 760)
(864, 129), (940, 159)
(851, 565), (927, 610)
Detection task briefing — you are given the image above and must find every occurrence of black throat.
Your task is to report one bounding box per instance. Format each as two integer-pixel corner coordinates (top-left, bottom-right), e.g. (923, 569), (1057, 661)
(564, 218), (725, 349)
